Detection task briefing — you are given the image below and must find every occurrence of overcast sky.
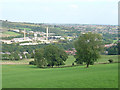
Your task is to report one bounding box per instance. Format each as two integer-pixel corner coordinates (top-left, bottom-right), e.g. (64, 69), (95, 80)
(0, 0), (119, 25)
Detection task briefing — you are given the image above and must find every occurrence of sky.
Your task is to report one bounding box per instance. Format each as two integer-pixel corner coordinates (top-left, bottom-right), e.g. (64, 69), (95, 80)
(0, 0), (119, 25)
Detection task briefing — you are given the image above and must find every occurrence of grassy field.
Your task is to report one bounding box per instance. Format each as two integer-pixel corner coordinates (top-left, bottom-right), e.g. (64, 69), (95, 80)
(112, 39), (118, 44)
(1, 55), (118, 65)
(17, 28), (31, 31)
(2, 31), (21, 37)
(97, 55), (118, 63)
(2, 59), (33, 65)
(2, 63), (118, 88)
(65, 55), (118, 66)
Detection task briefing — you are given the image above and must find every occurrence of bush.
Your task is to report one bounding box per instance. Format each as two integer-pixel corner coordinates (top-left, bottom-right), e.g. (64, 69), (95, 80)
(29, 61), (36, 65)
(72, 63), (74, 66)
(108, 59), (113, 63)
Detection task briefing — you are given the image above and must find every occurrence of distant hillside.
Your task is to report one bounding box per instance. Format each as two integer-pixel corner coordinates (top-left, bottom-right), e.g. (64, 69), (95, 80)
(1, 20), (73, 36)
(1, 20), (118, 41)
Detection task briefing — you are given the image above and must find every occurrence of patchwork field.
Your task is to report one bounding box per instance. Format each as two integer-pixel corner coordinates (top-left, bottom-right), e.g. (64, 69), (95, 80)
(2, 63), (118, 88)
(2, 31), (21, 37)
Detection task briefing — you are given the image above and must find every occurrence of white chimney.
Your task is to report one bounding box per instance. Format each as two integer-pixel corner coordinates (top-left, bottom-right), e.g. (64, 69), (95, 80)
(24, 29), (26, 40)
(46, 27), (48, 40)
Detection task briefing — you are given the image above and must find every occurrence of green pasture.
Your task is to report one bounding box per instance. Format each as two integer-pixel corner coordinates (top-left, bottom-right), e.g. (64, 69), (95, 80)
(2, 31), (20, 36)
(97, 55), (118, 63)
(2, 63), (118, 88)
(65, 55), (118, 66)
(112, 39), (118, 44)
(2, 59), (33, 64)
(18, 28), (31, 31)
(1, 55), (118, 65)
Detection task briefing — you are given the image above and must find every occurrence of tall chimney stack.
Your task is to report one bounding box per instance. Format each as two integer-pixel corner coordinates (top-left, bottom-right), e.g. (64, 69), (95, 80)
(24, 29), (26, 40)
(46, 27), (48, 40)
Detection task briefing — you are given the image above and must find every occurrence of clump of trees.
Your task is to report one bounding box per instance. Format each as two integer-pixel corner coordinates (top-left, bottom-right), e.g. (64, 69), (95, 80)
(2, 51), (31, 60)
(2, 52), (20, 60)
(34, 45), (68, 68)
(74, 32), (103, 68)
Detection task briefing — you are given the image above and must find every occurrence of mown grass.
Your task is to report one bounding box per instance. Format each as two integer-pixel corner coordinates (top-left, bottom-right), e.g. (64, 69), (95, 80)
(2, 63), (118, 88)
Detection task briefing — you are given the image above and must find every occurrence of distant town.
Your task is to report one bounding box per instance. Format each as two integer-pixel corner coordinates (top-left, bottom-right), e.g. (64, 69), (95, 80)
(1, 27), (63, 45)
(0, 20), (119, 60)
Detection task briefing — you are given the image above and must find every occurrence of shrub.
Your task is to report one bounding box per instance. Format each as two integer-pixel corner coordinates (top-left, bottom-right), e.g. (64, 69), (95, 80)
(108, 59), (113, 63)
(72, 63), (74, 66)
(29, 61), (36, 65)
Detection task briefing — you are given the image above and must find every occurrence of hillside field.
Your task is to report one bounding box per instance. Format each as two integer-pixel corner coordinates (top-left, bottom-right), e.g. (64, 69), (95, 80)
(1, 55), (118, 65)
(2, 63), (118, 88)
(65, 55), (118, 65)
(2, 55), (118, 88)
(2, 31), (21, 37)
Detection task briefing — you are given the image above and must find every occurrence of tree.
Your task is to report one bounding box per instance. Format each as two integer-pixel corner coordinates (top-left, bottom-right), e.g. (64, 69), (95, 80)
(26, 53), (31, 59)
(2, 54), (9, 60)
(74, 32), (103, 68)
(107, 45), (118, 55)
(31, 52), (35, 58)
(34, 45), (68, 68)
(34, 49), (47, 68)
(12, 52), (20, 60)
(21, 54), (25, 59)
(8, 54), (14, 60)
(44, 45), (68, 67)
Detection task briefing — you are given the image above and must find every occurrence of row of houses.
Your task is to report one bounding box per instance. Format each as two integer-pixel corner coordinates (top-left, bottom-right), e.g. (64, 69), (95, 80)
(65, 43), (118, 55)
(65, 48), (77, 55)
(1, 51), (29, 60)
(104, 44), (117, 48)
(0, 51), (28, 55)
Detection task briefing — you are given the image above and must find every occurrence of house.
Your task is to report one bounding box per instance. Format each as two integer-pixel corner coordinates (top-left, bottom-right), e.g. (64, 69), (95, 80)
(65, 50), (76, 55)
(23, 51), (28, 55)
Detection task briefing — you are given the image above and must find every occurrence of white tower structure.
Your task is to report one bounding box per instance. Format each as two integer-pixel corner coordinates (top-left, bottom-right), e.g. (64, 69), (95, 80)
(34, 33), (37, 41)
(24, 29), (26, 40)
(46, 27), (48, 40)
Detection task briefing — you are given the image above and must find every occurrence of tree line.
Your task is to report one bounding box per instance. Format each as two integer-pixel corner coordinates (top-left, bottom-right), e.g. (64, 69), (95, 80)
(1, 42), (73, 60)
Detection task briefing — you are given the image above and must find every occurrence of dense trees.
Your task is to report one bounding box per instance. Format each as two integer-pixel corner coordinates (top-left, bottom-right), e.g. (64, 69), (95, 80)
(34, 45), (68, 68)
(2, 52), (20, 60)
(103, 33), (117, 44)
(106, 43), (119, 55)
(74, 32), (103, 68)
(107, 46), (118, 55)
(2, 42), (73, 60)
